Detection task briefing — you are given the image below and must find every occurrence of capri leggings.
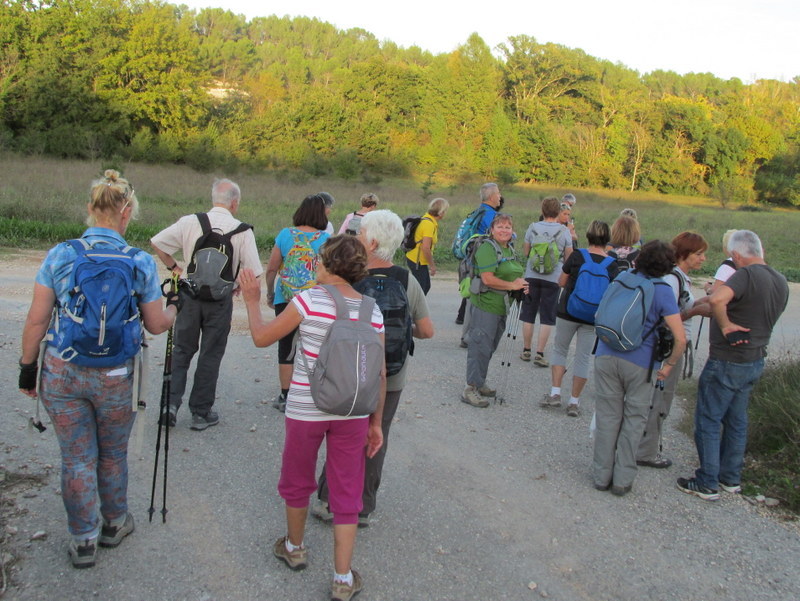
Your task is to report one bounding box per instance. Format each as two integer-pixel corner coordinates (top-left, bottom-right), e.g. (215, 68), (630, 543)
(550, 317), (596, 379)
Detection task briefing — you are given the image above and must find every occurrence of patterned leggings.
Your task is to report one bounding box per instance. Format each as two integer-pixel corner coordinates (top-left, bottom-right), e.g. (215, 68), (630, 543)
(41, 352), (135, 539)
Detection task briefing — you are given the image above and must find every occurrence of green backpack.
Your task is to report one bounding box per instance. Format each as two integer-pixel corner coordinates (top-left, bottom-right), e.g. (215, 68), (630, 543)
(527, 226), (562, 275)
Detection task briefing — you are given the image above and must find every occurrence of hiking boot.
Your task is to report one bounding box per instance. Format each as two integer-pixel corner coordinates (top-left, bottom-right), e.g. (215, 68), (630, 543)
(637, 455), (673, 469)
(331, 569), (363, 601)
(273, 536), (308, 571)
(566, 403), (580, 417)
(272, 392), (287, 413)
(357, 514), (370, 528)
(190, 410), (219, 431)
(99, 512), (135, 548)
(533, 353), (549, 367)
(611, 484), (632, 497)
(477, 385), (496, 398)
(311, 500), (334, 524)
(158, 405), (177, 428)
(719, 481), (742, 494)
(520, 349), (532, 361)
(676, 477), (720, 501)
(68, 537), (97, 569)
(539, 393), (561, 408)
(461, 386), (489, 408)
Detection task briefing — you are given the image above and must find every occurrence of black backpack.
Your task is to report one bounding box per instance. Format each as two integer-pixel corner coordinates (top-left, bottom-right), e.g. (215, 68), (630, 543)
(186, 213), (252, 301)
(353, 266), (414, 377)
(401, 215), (431, 252)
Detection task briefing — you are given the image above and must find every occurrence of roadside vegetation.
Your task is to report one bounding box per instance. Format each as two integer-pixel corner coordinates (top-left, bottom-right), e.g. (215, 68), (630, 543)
(678, 356), (800, 517)
(2, 154), (799, 279)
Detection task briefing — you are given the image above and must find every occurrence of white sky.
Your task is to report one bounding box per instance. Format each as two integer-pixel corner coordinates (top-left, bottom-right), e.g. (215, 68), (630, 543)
(183, 0), (799, 83)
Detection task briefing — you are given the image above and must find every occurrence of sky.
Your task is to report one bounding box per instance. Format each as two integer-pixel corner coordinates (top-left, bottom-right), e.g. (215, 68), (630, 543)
(181, 0), (799, 83)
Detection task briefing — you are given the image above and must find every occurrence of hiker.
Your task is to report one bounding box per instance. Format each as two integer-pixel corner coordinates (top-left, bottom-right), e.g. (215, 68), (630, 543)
(404, 196), (449, 295)
(462, 213), (527, 408)
(239, 235), (386, 601)
(151, 178), (262, 430)
(592, 241), (686, 496)
(636, 232), (712, 468)
(557, 202), (579, 250)
(263, 194), (330, 411)
(321, 191), (336, 234)
(455, 182), (504, 325)
(519, 196), (572, 367)
(18, 170), (179, 568)
(677, 230), (789, 501)
(314, 210), (434, 527)
(338, 192), (379, 235)
(541, 220), (618, 416)
(705, 229), (738, 295)
(606, 215), (641, 270)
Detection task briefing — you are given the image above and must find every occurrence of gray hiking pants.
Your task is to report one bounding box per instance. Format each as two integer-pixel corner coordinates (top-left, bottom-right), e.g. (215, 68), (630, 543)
(637, 354), (684, 462)
(465, 304), (506, 388)
(169, 294), (233, 416)
(592, 355), (652, 489)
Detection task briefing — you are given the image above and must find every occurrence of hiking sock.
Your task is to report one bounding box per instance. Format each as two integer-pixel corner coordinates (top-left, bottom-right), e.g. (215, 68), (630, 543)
(334, 570), (354, 586)
(523, 348), (531, 353)
(281, 388), (289, 398)
(285, 538), (303, 552)
(569, 396), (580, 406)
(535, 351), (545, 358)
(107, 514), (127, 528)
(551, 387), (561, 397)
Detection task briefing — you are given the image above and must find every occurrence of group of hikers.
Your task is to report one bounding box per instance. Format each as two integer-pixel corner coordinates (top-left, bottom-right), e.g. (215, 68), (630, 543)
(17, 174), (789, 601)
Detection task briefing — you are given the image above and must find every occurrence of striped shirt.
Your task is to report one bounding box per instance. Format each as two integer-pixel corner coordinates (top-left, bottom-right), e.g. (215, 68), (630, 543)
(286, 286), (385, 422)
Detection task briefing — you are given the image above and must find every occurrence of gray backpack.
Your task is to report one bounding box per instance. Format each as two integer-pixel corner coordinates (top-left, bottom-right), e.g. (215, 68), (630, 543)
(300, 285), (384, 416)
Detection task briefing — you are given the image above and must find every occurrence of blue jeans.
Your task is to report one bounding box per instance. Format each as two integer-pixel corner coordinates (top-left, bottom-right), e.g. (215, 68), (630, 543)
(694, 357), (764, 490)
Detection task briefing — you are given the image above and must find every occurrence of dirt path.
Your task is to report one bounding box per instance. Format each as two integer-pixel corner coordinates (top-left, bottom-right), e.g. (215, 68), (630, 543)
(1, 249), (798, 601)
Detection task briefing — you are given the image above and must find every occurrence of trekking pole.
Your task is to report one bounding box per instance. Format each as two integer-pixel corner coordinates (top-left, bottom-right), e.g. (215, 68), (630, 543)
(695, 317), (704, 350)
(497, 293), (523, 404)
(149, 275), (178, 523)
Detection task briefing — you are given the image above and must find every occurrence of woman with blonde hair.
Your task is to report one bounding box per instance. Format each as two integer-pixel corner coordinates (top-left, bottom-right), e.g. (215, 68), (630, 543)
(18, 170), (178, 568)
(406, 196), (449, 295)
(606, 215), (641, 269)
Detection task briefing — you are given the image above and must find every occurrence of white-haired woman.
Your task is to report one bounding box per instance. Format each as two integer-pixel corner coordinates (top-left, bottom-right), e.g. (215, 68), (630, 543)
(314, 209), (434, 526)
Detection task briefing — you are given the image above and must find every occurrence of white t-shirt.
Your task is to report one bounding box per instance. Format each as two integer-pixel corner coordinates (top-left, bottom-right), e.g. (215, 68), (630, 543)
(286, 286), (385, 421)
(664, 266), (695, 341)
(713, 261), (736, 283)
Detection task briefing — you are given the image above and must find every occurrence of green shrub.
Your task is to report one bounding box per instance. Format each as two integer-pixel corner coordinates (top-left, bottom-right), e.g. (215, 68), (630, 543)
(745, 358), (800, 514)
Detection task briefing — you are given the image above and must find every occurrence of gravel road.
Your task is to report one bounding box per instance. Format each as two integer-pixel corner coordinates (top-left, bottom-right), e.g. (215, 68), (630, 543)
(1, 249), (798, 601)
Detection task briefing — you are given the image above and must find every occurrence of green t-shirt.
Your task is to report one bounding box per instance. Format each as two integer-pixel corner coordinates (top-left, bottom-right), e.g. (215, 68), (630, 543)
(470, 241), (523, 315)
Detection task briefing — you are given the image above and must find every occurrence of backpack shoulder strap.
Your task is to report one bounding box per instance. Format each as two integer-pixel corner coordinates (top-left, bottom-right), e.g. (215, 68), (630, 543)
(599, 254), (615, 268)
(579, 248), (590, 262)
(358, 294), (376, 324)
(321, 284), (350, 320)
(225, 221), (253, 239)
(195, 212), (211, 234)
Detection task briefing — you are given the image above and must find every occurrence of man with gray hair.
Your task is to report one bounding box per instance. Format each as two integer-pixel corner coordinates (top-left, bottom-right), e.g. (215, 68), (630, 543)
(151, 179), (263, 430)
(677, 230), (788, 501)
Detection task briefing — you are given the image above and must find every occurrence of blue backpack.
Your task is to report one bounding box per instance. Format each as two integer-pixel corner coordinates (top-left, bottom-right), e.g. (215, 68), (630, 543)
(452, 206), (487, 259)
(594, 270), (669, 351)
(48, 239), (143, 367)
(566, 249), (615, 323)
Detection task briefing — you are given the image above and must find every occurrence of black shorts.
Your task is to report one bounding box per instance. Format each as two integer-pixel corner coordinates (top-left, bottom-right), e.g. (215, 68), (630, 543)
(274, 302), (299, 364)
(520, 278), (559, 326)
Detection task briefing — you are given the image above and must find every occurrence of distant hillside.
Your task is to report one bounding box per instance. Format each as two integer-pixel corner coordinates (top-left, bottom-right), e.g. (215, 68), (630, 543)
(0, 0), (798, 205)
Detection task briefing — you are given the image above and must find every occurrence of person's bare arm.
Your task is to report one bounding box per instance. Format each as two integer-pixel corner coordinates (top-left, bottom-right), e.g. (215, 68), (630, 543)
(140, 299), (177, 335)
(412, 316), (434, 339)
(264, 246), (282, 309)
(239, 268), (301, 346)
(150, 241), (182, 275)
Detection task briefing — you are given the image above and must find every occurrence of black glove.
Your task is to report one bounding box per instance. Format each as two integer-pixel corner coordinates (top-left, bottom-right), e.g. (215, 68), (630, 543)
(19, 360), (38, 391)
(165, 291), (183, 313)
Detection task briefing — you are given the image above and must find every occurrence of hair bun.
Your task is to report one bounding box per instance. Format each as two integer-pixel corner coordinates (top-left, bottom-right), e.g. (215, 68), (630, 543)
(103, 169), (120, 182)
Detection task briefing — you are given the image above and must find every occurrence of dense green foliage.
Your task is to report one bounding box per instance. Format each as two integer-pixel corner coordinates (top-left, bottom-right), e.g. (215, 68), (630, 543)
(1, 0), (799, 205)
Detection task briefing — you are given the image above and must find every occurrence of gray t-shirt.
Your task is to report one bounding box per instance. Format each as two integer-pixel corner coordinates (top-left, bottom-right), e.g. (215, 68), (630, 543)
(523, 221), (570, 282)
(709, 264), (789, 362)
(386, 269), (430, 392)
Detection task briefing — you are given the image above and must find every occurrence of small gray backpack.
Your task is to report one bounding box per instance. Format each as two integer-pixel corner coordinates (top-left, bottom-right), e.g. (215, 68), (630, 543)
(301, 285), (384, 416)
